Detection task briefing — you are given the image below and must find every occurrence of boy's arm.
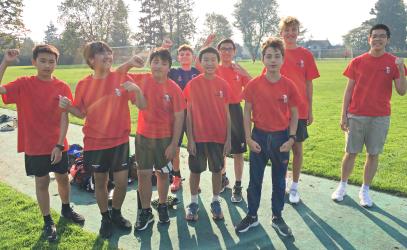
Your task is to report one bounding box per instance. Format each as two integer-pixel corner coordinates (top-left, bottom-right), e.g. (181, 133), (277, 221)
(0, 49), (20, 94)
(59, 96), (86, 119)
(394, 57), (406, 96)
(243, 101), (261, 153)
(186, 104), (196, 156)
(340, 79), (356, 132)
(51, 111), (69, 164)
(121, 81), (147, 109)
(223, 104), (232, 156)
(232, 63), (252, 80)
(165, 110), (185, 160)
(115, 56), (145, 73)
(280, 107), (298, 152)
(306, 80), (314, 125)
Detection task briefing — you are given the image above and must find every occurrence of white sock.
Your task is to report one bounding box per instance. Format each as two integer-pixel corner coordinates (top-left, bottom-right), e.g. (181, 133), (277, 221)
(212, 195), (220, 202)
(191, 194), (198, 204)
(340, 181), (347, 189)
(290, 181), (298, 190)
(361, 184), (369, 192)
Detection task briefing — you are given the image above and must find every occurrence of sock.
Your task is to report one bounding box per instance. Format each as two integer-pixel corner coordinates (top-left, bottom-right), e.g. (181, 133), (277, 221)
(222, 173), (226, 178)
(172, 170), (181, 178)
(361, 184), (369, 192)
(235, 181), (242, 187)
(340, 181), (347, 189)
(61, 203), (70, 213)
(212, 195), (220, 202)
(191, 194), (198, 204)
(101, 211), (110, 220)
(43, 214), (53, 225)
(290, 181), (298, 190)
(111, 207), (121, 216)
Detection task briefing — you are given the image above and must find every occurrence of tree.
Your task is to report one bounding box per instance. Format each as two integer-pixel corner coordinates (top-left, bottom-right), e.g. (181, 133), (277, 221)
(43, 22), (59, 46)
(58, 0), (117, 42)
(110, 0), (131, 47)
(59, 22), (83, 64)
(343, 19), (375, 54)
(196, 13), (233, 48)
(233, 0), (279, 62)
(135, 0), (166, 46)
(370, 0), (407, 50)
(0, 0), (27, 49)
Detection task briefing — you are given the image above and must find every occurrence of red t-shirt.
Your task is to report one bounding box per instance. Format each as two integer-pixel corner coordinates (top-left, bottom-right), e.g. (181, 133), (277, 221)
(243, 75), (300, 132)
(129, 73), (186, 139)
(261, 47), (319, 119)
(73, 71), (136, 150)
(2, 76), (72, 155)
(183, 74), (231, 143)
(216, 65), (250, 104)
(344, 52), (405, 116)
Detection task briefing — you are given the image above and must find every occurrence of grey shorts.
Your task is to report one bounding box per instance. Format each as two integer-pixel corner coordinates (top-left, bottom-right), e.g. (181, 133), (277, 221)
(345, 114), (390, 155)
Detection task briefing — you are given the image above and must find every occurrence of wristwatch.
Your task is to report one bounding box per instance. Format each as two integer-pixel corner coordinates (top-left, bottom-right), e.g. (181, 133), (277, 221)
(55, 144), (65, 151)
(289, 135), (297, 141)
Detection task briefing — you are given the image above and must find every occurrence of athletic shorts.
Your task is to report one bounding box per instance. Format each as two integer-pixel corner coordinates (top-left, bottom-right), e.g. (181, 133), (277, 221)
(345, 114), (390, 155)
(229, 104), (247, 154)
(135, 134), (172, 171)
(295, 119), (309, 142)
(83, 142), (129, 173)
(189, 142), (224, 174)
(25, 152), (69, 177)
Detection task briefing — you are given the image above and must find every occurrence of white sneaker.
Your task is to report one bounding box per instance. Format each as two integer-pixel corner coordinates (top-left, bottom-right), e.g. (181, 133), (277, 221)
(289, 189), (300, 204)
(331, 185), (346, 202)
(359, 190), (373, 208)
(285, 178), (291, 193)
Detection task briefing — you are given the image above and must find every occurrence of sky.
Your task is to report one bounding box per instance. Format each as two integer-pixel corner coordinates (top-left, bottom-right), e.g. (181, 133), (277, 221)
(23, 0), (407, 45)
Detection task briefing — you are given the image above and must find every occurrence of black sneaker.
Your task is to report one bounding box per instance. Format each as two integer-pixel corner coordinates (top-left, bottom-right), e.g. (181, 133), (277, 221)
(111, 211), (132, 230)
(231, 185), (243, 203)
(220, 175), (230, 193)
(43, 223), (57, 242)
(157, 203), (170, 223)
(272, 217), (292, 237)
(135, 209), (154, 231)
(61, 206), (85, 224)
(99, 216), (113, 238)
(235, 215), (259, 233)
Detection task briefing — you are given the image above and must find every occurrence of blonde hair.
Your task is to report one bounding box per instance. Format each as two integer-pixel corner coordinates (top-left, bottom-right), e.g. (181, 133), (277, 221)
(279, 16), (300, 32)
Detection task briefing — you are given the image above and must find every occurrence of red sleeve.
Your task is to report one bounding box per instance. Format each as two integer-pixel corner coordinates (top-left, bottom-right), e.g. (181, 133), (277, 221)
(172, 85), (186, 112)
(183, 83), (190, 102)
(305, 51), (320, 80)
(288, 80), (301, 108)
(72, 81), (86, 114)
(242, 74), (251, 88)
(242, 80), (254, 103)
(1, 77), (25, 104)
(343, 59), (356, 80)
(261, 67), (267, 75)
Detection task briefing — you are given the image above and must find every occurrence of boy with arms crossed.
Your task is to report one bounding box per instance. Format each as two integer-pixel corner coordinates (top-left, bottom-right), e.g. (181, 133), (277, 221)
(59, 41), (145, 238)
(331, 24), (406, 207)
(0, 45), (84, 242)
(235, 38), (300, 236)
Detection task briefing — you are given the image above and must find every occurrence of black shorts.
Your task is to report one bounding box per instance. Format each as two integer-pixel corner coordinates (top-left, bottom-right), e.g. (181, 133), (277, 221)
(25, 152), (69, 177)
(84, 143), (129, 173)
(189, 143), (224, 174)
(177, 110), (187, 147)
(135, 134), (172, 171)
(295, 119), (309, 142)
(229, 104), (247, 154)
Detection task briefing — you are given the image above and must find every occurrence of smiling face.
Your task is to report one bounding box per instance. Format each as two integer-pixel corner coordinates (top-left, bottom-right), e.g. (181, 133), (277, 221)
(200, 52), (219, 75)
(218, 42), (236, 64)
(32, 52), (57, 79)
(89, 51), (113, 72)
(280, 24), (299, 47)
(150, 56), (170, 81)
(368, 29), (389, 53)
(177, 49), (193, 67)
(262, 47), (284, 74)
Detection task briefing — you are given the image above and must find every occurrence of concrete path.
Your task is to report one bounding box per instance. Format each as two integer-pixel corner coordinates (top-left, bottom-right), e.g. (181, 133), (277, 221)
(0, 108), (406, 249)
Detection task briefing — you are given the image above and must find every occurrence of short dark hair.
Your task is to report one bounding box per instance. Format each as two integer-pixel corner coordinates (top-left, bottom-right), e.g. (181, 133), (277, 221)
(261, 37), (285, 59)
(198, 47), (220, 62)
(83, 41), (112, 69)
(217, 38), (236, 50)
(149, 47), (172, 68)
(32, 44), (59, 60)
(177, 44), (194, 54)
(369, 24), (391, 38)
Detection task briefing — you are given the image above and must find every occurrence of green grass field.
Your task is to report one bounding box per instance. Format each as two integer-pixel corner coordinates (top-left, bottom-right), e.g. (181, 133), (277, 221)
(0, 182), (112, 249)
(1, 60), (406, 196)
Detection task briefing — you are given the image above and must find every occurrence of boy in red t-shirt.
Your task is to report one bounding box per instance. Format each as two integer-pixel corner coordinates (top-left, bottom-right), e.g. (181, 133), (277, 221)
(0, 45), (84, 242)
(59, 41), (146, 238)
(183, 47), (231, 221)
(262, 17), (320, 204)
(331, 24), (406, 207)
(117, 48), (186, 230)
(235, 38), (300, 237)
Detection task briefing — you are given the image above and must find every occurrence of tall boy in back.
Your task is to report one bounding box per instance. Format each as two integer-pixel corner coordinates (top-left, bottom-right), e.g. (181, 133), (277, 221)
(183, 47), (231, 221)
(0, 45), (84, 242)
(235, 38), (299, 237)
(331, 24), (406, 207)
(59, 41), (146, 238)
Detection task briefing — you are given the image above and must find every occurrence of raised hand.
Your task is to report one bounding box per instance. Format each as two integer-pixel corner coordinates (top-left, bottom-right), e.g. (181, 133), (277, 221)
(129, 55), (145, 68)
(121, 81), (141, 92)
(2, 49), (20, 65)
(59, 95), (72, 109)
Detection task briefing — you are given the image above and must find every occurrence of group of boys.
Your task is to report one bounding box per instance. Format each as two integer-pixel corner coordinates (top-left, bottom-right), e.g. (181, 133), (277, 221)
(0, 15), (405, 242)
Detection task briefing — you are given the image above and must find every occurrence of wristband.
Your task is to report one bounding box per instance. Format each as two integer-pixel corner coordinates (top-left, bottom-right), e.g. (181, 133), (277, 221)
(55, 144), (64, 151)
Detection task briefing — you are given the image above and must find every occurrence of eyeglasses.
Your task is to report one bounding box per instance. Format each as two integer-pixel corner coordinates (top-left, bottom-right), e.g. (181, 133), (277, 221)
(219, 47), (234, 52)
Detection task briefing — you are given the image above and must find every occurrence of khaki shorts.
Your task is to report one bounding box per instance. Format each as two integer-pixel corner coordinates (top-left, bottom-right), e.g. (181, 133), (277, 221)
(345, 114), (390, 155)
(135, 134), (172, 171)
